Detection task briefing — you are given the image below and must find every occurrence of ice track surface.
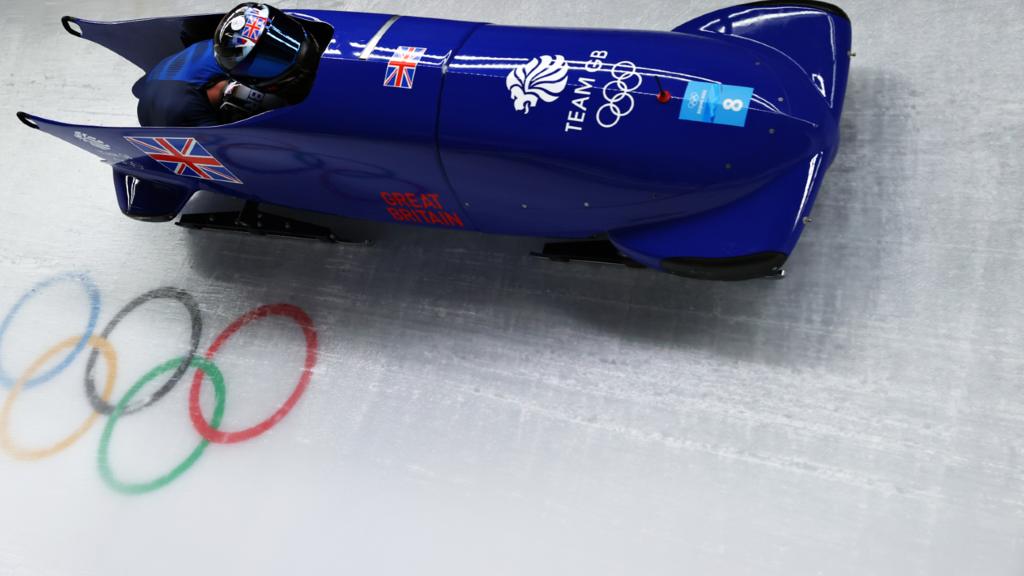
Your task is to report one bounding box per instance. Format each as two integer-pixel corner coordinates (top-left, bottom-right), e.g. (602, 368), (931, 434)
(2, 1), (1023, 575)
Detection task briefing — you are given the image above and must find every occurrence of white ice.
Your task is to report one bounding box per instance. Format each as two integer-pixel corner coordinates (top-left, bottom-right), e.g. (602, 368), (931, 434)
(1, 1), (1022, 575)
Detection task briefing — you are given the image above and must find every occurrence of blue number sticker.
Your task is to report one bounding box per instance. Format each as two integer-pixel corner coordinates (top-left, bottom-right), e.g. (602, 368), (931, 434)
(678, 82), (755, 128)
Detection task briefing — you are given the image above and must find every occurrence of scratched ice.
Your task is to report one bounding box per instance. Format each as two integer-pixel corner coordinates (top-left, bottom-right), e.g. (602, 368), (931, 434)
(0, 1), (1023, 575)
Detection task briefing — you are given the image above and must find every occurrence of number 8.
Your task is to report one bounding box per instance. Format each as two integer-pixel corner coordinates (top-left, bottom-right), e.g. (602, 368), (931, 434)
(722, 98), (745, 112)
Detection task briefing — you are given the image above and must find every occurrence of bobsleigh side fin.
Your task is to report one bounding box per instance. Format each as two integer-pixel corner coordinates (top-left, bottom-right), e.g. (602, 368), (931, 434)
(16, 111), (246, 221)
(608, 151), (830, 280)
(674, 1), (852, 116)
(60, 14), (223, 71)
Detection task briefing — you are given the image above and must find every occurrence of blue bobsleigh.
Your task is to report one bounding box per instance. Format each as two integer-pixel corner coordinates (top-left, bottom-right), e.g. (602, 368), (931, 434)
(17, 1), (851, 281)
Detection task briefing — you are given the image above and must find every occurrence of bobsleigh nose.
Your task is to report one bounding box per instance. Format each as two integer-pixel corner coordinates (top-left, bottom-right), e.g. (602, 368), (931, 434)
(676, 1), (853, 122)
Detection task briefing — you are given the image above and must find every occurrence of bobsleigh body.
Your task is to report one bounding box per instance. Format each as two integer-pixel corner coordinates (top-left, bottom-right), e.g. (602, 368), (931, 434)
(18, 1), (852, 280)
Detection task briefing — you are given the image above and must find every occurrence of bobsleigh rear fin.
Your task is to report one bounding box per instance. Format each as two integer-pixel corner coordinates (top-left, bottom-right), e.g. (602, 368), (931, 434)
(674, 1), (852, 117)
(60, 14), (223, 71)
(16, 111), (247, 221)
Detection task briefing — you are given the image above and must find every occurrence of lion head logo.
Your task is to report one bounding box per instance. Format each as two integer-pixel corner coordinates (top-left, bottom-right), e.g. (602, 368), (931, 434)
(506, 55), (570, 114)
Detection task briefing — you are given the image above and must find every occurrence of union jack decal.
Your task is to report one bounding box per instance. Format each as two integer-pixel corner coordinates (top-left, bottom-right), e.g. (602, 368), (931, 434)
(124, 136), (243, 185)
(241, 14), (267, 41)
(384, 46), (427, 90)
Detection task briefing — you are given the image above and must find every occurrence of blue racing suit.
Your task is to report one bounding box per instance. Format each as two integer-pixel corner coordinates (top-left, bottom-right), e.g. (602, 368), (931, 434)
(133, 40), (227, 127)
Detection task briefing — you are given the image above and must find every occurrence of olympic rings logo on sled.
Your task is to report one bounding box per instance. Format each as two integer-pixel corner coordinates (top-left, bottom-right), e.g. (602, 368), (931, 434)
(0, 272), (319, 495)
(596, 60), (643, 129)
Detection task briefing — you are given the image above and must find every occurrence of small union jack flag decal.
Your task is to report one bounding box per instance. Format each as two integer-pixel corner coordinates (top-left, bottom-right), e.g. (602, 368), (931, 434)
(124, 136), (243, 185)
(240, 13), (267, 41)
(384, 46), (427, 90)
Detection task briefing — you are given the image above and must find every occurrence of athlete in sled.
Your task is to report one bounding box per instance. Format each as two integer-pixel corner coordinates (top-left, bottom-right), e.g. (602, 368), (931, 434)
(17, 1), (852, 281)
(134, 3), (320, 127)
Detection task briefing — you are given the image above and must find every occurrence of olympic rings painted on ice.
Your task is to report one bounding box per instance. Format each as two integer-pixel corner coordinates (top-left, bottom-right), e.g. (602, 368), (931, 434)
(0, 273), (320, 493)
(84, 287), (203, 416)
(0, 272), (100, 390)
(99, 357), (225, 495)
(0, 335), (117, 461)
(189, 304), (318, 444)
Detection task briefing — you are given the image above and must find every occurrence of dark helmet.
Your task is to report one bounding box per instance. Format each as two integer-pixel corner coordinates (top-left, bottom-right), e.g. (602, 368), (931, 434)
(214, 3), (319, 94)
